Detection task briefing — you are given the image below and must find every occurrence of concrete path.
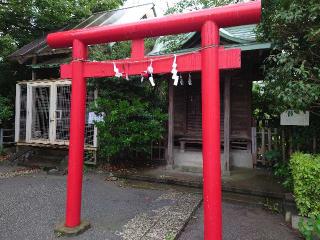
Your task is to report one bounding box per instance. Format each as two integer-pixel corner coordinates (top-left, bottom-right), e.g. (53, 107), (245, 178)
(179, 203), (301, 240)
(0, 166), (201, 240)
(0, 166), (300, 240)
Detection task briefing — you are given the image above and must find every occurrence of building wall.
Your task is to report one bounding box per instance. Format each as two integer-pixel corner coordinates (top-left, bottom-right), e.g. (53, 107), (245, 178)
(172, 72), (253, 169)
(173, 73), (252, 140)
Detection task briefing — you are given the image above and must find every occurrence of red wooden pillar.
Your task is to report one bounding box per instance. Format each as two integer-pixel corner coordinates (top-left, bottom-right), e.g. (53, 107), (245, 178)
(65, 39), (88, 227)
(131, 39), (145, 59)
(201, 21), (222, 240)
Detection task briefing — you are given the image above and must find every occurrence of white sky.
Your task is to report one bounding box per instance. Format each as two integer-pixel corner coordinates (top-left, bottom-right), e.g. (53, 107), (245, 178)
(123, 0), (180, 16)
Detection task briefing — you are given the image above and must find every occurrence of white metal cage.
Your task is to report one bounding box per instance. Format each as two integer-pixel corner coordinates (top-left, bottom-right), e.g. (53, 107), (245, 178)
(15, 79), (98, 164)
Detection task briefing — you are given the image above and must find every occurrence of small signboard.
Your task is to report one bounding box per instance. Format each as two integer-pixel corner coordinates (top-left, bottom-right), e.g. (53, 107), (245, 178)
(280, 110), (309, 126)
(88, 112), (104, 124)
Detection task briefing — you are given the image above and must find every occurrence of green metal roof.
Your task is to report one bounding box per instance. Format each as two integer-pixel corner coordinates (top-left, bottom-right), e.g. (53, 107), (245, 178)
(220, 24), (257, 43)
(149, 24), (270, 56)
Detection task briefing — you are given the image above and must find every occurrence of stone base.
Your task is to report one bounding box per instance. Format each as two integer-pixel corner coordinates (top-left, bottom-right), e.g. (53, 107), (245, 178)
(54, 220), (91, 237)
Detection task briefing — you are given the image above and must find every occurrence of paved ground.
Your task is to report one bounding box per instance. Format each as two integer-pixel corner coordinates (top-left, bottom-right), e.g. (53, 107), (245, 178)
(116, 166), (286, 197)
(179, 203), (301, 240)
(0, 166), (300, 240)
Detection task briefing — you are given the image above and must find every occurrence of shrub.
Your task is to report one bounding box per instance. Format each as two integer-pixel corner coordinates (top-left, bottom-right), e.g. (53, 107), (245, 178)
(290, 152), (320, 218)
(298, 215), (320, 240)
(91, 77), (167, 161)
(272, 161), (293, 191)
(0, 96), (13, 124)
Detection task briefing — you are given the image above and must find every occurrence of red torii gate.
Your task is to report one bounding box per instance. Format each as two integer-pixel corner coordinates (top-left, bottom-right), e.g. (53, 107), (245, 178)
(47, 1), (261, 239)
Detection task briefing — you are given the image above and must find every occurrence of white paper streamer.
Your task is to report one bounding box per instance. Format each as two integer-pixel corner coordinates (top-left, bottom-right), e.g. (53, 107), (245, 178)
(180, 74), (184, 86)
(113, 62), (122, 78)
(171, 54), (179, 86)
(147, 60), (155, 86)
(188, 73), (192, 86)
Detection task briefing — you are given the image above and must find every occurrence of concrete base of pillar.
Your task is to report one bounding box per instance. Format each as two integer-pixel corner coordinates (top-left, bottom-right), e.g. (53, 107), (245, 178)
(54, 220), (90, 237)
(222, 170), (231, 176)
(165, 164), (174, 170)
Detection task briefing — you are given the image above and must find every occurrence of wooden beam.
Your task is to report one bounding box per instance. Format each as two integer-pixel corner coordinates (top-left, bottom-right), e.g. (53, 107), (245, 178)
(223, 76), (231, 175)
(167, 81), (174, 167)
(60, 48), (241, 79)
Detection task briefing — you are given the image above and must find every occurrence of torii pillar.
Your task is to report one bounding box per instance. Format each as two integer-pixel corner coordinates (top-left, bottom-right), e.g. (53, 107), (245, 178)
(202, 21), (222, 239)
(47, 1), (261, 239)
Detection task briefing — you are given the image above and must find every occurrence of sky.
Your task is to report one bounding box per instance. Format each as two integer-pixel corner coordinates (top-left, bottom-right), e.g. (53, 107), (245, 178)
(123, 0), (180, 16)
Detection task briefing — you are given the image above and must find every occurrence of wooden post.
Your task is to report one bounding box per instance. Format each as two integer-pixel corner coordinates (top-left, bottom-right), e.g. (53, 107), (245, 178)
(281, 128), (286, 161)
(267, 128), (272, 151)
(289, 127), (293, 156)
(15, 84), (21, 142)
(251, 126), (257, 167)
(261, 127), (265, 164)
(0, 128), (3, 149)
(274, 128), (278, 150)
(223, 76), (231, 175)
(167, 81), (174, 168)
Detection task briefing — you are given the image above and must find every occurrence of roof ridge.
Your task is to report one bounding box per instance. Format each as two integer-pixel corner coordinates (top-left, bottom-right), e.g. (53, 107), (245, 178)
(91, 2), (154, 15)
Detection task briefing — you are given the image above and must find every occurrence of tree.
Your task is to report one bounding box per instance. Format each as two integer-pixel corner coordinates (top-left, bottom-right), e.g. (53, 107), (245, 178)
(257, 0), (320, 113)
(160, 0), (249, 52)
(0, 0), (122, 96)
(166, 0), (248, 14)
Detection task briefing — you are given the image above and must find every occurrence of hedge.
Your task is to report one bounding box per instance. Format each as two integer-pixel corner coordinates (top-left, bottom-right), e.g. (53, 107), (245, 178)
(290, 152), (320, 218)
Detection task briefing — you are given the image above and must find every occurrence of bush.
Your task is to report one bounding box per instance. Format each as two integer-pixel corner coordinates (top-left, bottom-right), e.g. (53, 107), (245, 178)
(94, 97), (166, 159)
(298, 215), (320, 240)
(290, 152), (320, 218)
(272, 161), (293, 191)
(91, 77), (167, 161)
(0, 96), (13, 124)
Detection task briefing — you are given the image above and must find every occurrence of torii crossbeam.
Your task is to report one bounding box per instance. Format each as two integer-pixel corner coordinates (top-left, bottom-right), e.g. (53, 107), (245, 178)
(47, 1), (261, 239)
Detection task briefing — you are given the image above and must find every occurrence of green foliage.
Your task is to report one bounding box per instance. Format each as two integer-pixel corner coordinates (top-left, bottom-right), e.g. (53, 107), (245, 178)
(290, 152), (320, 218)
(298, 215), (320, 240)
(0, 96), (13, 124)
(257, 0), (320, 112)
(92, 78), (167, 160)
(166, 0), (244, 14)
(0, 0), (122, 99)
(264, 150), (281, 162)
(263, 198), (280, 213)
(161, 0), (245, 52)
(0, 0), (122, 47)
(89, 39), (166, 161)
(272, 161), (293, 191)
(90, 38), (156, 61)
(252, 82), (279, 124)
